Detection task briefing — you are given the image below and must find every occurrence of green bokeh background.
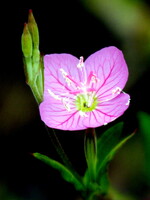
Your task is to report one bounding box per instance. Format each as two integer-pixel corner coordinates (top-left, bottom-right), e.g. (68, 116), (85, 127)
(0, 0), (150, 199)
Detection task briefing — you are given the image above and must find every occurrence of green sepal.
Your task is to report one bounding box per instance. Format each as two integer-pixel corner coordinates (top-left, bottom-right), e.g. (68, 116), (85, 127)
(21, 23), (32, 58)
(33, 153), (85, 191)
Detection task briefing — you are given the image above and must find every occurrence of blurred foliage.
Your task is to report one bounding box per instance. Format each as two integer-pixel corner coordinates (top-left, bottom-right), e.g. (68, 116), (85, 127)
(138, 112), (150, 186)
(0, 83), (38, 134)
(108, 187), (136, 200)
(81, 0), (150, 89)
(107, 112), (150, 199)
(0, 183), (23, 200)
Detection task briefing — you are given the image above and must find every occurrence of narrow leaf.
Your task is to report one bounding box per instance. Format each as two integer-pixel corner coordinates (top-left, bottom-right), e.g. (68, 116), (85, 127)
(97, 122), (124, 169)
(99, 132), (134, 173)
(96, 122), (134, 191)
(33, 153), (84, 191)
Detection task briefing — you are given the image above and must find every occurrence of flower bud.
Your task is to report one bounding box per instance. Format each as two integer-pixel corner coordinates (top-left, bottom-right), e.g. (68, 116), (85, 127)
(22, 10), (44, 104)
(21, 23), (32, 58)
(28, 9), (39, 49)
(36, 54), (44, 102)
(32, 48), (40, 75)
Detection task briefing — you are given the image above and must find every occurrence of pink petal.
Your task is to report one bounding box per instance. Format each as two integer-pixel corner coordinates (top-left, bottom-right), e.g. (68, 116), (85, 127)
(39, 100), (85, 131)
(40, 53), (85, 130)
(40, 93), (130, 130)
(83, 93), (130, 128)
(43, 54), (81, 100)
(85, 46), (128, 101)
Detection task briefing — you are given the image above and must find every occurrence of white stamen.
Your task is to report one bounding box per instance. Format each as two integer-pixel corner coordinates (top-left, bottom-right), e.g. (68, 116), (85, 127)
(126, 98), (131, 106)
(104, 122), (108, 125)
(91, 74), (99, 83)
(60, 68), (68, 77)
(77, 56), (88, 84)
(62, 98), (71, 112)
(60, 68), (72, 86)
(112, 87), (122, 95)
(79, 111), (88, 117)
(77, 56), (84, 68)
(87, 91), (96, 107)
(48, 89), (61, 100)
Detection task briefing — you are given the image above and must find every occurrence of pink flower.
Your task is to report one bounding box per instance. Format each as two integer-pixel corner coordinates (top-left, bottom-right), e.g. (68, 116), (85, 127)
(39, 46), (130, 131)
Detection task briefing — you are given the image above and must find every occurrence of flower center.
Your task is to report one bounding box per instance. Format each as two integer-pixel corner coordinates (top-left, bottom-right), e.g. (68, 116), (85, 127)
(48, 56), (99, 116)
(75, 93), (98, 112)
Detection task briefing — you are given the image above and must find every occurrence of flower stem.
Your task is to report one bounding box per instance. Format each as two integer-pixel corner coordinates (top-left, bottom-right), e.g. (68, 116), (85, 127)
(45, 126), (71, 167)
(84, 128), (97, 183)
(45, 126), (83, 185)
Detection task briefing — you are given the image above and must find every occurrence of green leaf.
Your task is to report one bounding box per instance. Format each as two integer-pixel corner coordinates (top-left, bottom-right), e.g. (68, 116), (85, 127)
(33, 153), (84, 191)
(97, 122), (123, 168)
(83, 169), (102, 199)
(96, 122), (134, 192)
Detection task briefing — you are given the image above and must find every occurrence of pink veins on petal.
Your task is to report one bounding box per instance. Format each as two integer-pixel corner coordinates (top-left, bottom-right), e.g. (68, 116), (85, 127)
(39, 46), (130, 130)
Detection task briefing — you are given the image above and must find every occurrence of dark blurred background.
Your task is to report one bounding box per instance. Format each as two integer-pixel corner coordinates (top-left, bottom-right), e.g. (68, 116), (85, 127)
(0, 0), (150, 199)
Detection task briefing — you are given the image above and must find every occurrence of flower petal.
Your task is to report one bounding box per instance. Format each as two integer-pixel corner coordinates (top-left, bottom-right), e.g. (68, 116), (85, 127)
(40, 53), (86, 130)
(39, 100), (85, 131)
(39, 92), (130, 130)
(43, 54), (81, 100)
(85, 46), (128, 101)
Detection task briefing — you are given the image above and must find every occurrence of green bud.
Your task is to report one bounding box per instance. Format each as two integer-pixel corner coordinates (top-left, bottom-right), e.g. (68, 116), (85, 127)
(21, 23), (33, 58)
(22, 10), (43, 104)
(29, 54), (44, 104)
(28, 9), (39, 49)
(24, 57), (33, 85)
(32, 48), (40, 75)
(35, 54), (44, 102)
